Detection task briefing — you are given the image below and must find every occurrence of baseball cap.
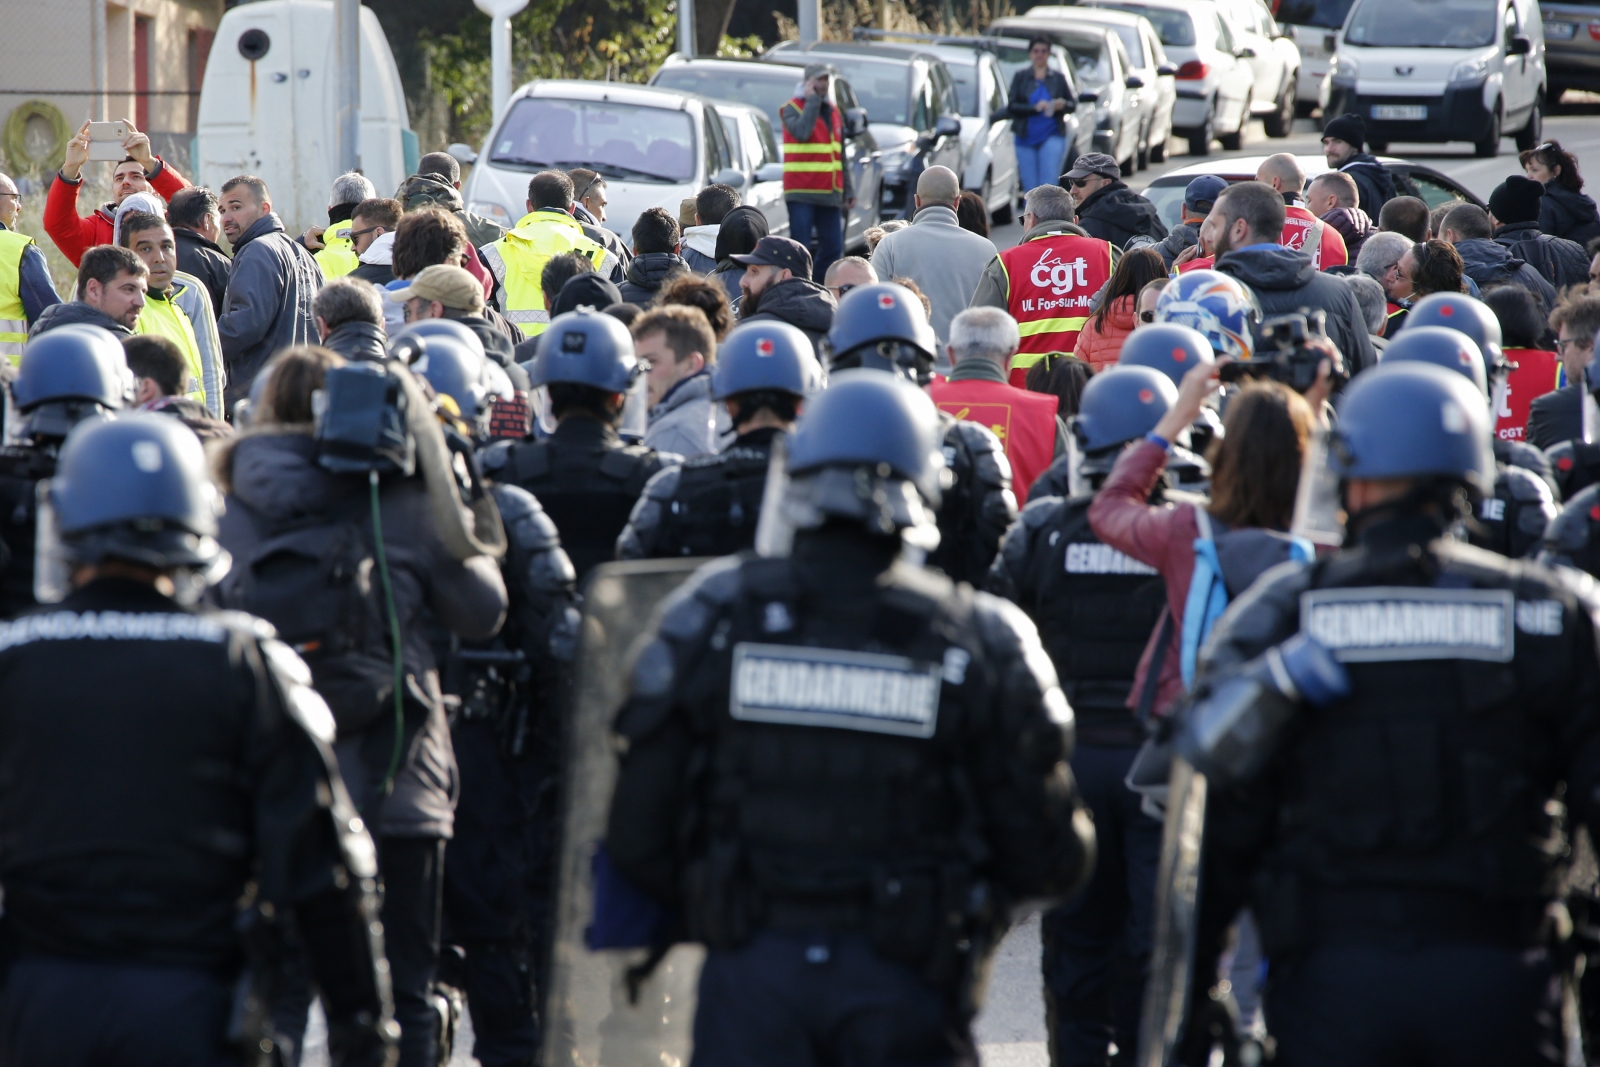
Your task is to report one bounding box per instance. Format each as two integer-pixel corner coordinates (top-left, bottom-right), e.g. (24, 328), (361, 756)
(730, 234), (814, 281)
(803, 63), (837, 80)
(387, 264), (485, 313)
(1184, 175), (1229, 213)
(1062, 153), (1121, 182)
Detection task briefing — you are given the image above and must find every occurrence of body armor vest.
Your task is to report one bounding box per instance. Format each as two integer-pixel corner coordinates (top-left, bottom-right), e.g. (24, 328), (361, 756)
(652, 444), (771, 559)
(0, 447), (51, 619)
(929, 414), (1014, 587)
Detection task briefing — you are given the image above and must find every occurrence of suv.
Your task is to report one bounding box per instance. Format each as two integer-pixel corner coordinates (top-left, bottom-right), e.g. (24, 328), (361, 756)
(1536, 0), (1600, 101)
(454, 81), (746, 240)
(1327, 0), (1547, 157)
(1081, 0), (1257, 155)
(712, 102), (790, 238)
(767, 41), (964, 219)
(1273, 0), (1361, 111)
(649, 57), (884, 246)
(1211, 0), (1302, 137)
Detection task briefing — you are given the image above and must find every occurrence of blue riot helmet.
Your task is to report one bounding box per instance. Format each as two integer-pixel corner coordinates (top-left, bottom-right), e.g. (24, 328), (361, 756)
(526, 307), (640, 393)
(712, 320), (823, 401)
(1405, 292), (1508, 378)
(769, 370), (943, 549)
(391, 318), (486, 363)
(1116, 323), (1215, 389)
(11, 325), (130, 443)
(1067, 366), (1179, 494)
(38, 414), (225, 601)
(410, 333), (492, 439)
(821, 283), (940, 385)
(1380, 326), (1488, 399)
(1154, 270), (1260, 361)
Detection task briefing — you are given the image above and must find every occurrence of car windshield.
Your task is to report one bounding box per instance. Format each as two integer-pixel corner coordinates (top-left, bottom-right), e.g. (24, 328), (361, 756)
(651, 66), (800, 134)
(809, 55), (910, 125)
(491, 97), (696, 182)
(1142, 178), (1195, 229)
(946, 61), (982, 115)
(1061, 36), (1113, 85)
(1344, 0), (1497, 47)
(1107, 25), (1145, 65)
(1086, 4), (1196, 46)
(1273, 0), (1358, 29)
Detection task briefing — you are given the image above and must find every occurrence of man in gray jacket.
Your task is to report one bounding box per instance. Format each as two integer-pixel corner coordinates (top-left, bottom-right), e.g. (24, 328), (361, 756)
(217, 175), (324, 415)
(634, 303), (726, 458)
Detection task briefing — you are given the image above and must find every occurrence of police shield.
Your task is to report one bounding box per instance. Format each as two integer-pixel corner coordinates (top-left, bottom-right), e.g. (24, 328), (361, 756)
(1290, 428), (1345, 548)
(543, 558), (709, 1067)
(1138, 755), (1209, 1067)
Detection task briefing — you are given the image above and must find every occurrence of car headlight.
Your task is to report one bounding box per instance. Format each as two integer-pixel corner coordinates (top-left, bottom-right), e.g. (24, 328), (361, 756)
(469, 201), (514, 225)
(1449, 55), (1491, 84)
(1328, 53), (1358, 81)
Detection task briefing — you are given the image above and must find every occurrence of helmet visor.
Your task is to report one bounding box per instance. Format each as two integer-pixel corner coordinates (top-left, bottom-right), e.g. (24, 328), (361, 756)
(1290, 428), (1346, 548)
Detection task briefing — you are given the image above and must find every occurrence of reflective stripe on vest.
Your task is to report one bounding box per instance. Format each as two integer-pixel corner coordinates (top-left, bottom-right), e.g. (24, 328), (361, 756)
(313, 230), (360, 279)
(134, 292), (207, 405)
(781, 101), (844, 195)
(484, 212), (610, 338)
(0, 229), (33, 365)
(928, 376), (1059, 503)
(998, 232), (1114, 368)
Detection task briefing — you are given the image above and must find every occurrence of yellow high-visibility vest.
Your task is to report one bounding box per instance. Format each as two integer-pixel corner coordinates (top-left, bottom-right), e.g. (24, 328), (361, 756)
(314, 227), (360, 279)
(134, 289), (207, 406)
(481, 210), (615, 337)
(0, 229), (34, 366)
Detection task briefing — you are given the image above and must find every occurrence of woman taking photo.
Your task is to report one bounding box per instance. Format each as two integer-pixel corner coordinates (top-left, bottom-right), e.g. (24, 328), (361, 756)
(1006, 38), (1075, 193)
(1521, 140), (1600, 246)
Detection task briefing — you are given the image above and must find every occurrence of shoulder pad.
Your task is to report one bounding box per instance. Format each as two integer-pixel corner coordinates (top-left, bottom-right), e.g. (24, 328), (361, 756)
(655, 555), (743, 645)
(480, 440), (513, 474)
(492, 483), (564, 553)
(644, 464), (683, 501)
(1548, 485), (1600, 555)
(1501, 438), (1554, 479)
(947, 417), (1004, 456)
(1433, 538), (1525, 583)
(1197, 557), (1313, 673)
(1500, 464), (1555, 505)
(882, 559), (958, 607)
(1020, 494), (1070, 529)
(598, 448), (647, 480)
(259, 636), (337, 744)
(971, 589), (1068, 703)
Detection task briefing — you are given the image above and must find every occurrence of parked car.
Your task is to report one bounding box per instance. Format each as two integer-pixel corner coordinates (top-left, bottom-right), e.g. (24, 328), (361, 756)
(767, 41), (965, 219)
(1140, 152), (1485, 230)
(987, 17), (1144, 172)
(1273, 0), (1361, 111)
(1326, 0), (1547, 157)
(649, 56), (884, 248)
(710, 101), (789, 237)
(1213, 0), (1302, 137)
(1018, 7), (1180, 164)
(982, 34), (1099, 175)
(454, 81), (746, 242)
(1540, 0), (1600, 101)
(1081, 0), (1256, 154)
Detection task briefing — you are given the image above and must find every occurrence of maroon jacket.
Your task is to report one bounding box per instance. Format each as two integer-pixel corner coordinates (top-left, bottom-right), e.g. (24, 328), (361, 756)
(1087, 439), (1199, 718)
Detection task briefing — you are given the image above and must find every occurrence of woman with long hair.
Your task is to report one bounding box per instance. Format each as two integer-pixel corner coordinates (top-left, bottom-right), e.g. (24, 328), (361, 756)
(1005, 37), (1075, 193)
(1521, 139), (1600, 246)
(1405, 239), (1467, 302)
(1073, 247), (1166, 371)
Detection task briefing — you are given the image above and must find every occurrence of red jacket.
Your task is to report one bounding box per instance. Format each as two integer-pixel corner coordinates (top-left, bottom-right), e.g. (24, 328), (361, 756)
(1073, 294), (1137, 372)
(1087, 439), (1199, 717)
(44, 159), (190, 266)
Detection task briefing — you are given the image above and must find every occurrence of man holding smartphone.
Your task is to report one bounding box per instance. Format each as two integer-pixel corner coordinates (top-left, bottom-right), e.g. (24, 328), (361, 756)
(44, 118), (190, 267)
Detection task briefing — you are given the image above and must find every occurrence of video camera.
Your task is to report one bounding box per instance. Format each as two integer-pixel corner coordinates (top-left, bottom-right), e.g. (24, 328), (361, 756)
(1219, 308), (1346, 395)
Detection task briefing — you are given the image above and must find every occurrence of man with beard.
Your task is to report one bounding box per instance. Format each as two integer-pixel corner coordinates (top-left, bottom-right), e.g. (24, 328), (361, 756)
(735, 235), (836, 351)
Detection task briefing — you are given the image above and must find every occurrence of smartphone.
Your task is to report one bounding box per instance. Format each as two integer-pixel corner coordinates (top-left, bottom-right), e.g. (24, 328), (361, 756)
(87, 121), (128, 161)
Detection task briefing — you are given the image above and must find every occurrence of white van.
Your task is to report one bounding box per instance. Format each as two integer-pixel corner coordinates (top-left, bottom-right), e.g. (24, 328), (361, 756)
(195, 0), (417, 234)
(1325, 0), (1546, 157)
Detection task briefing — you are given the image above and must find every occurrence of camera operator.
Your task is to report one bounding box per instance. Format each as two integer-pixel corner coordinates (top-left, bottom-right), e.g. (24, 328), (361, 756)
(1209, 181), (1375, 374)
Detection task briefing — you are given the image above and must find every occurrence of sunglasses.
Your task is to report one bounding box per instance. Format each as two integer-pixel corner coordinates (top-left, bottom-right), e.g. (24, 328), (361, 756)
(346, 225), (380, 240)
(831, 283), (859, 297)
(1138, 310), (1156, 323)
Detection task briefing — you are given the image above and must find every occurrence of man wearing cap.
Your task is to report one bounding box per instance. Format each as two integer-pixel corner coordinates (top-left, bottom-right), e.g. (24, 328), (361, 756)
(1131, 175), (1225, 269)
(1061, 154), (1166, 249)
(736, 234), (838, 350)
(780, 64), (856, 282)
(1489, 175), (1591, 291)
(1258, 152), (1348, 271)
(392, 263), (523, 374)
(1321, 113), (1396, 218)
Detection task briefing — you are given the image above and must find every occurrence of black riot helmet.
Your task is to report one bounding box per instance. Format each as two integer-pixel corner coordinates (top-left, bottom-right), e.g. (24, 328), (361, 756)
(821, 283), (940, 386)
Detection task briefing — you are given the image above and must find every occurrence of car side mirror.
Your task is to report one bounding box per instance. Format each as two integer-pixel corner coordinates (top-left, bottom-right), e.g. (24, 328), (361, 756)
(711, 167), (748, 189)
(756, 161), (784, 183)
(845, 106), (870, 136)
(1235, 45), (1258, 58)
(1157, 62), (1179, 76)
(1508, 34), (1532, 55)
(447, 142), (478, 166)
(935, 114), (962, 137)
(1125, 74), (1145, 88)
(1078, 89), (1100, 104)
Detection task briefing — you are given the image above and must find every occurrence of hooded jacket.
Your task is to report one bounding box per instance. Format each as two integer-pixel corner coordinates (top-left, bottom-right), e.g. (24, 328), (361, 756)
(1073, 294), (1137, 372)
(1074, 180), (1168, 249)
(218, 212), (324, 412)
(321, 319), (388, 363)
(173, 227), (231, 317)
(618, 252), (689, 306)
(1129, 220), (1199, 268)
(395, 172), (507, 250)
(1492, 221), (1591, 291)
(1338, 153), (1396, 217)
(681, 224), (720, 274)
(43, 159), (190, 266)
(1539, 183), (1600, 247)
(1214, 243), (1377, 372)
(1453, 238), (1558, 313)
(27, 299), (132, 339)
(741, 277), (837, 349)
(643, 369), (729, 459)
(214, 428), (507, 838)
(1320, 205), (1376, 262)
(709, 206), (771, 306)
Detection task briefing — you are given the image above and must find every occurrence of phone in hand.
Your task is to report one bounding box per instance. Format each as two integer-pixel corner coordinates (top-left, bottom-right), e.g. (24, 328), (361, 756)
(87, 121), (128, 162)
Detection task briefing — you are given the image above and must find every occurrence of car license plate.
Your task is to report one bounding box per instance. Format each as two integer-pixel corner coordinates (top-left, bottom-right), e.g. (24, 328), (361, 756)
(1546, 20), (1576, 38)
(1372, 104), (1427, 120)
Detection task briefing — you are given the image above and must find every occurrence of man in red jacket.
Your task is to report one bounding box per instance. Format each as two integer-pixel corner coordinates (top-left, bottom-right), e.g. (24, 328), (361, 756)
(928, 306), (1066, 501)
(44, 119), (190, 267)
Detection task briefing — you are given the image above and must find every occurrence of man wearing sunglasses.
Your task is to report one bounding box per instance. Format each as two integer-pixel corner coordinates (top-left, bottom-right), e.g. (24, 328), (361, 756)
(823, 255), (877, 301)
(0, 170), (61, 364)
(1527, 293), (1600, 451)
(1060, 154), (1166, 250)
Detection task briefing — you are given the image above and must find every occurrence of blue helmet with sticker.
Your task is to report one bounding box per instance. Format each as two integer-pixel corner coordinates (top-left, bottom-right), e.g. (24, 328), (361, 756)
(712, 320), (823, 401)
(1381, 325), (1488, 399)
(1332, 362), (1494, 489)
(1116, 323), (1215, 388)
(411, 333), (491, 436)
(1072, 365), (1179, 454)
(1154, 269), (1260, 360)
(526, 308), (640, 393)
(390, 318), (487, 365)
(821, 282), (939, 385)
(1405, 292), (1506, 376)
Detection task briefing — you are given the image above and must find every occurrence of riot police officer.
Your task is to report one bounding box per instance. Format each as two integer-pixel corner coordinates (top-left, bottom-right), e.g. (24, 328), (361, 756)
(605, 371), (1094, 1065)
(1382, 323), (1557, 558)
(481, 309), (680, 583)
(617, 319), (821, 561)
(987, 364), (1184, 1067)
(415, 333), (580, 1067)
(821, 282), (1016, 584)
(0, 415), (397, 1065)
(0, 324), (128, 618)
(1166, 361), (1600, 1066)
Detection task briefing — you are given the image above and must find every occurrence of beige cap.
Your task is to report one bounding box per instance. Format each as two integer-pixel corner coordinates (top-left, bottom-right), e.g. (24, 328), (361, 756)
(386, 263), (485, 313)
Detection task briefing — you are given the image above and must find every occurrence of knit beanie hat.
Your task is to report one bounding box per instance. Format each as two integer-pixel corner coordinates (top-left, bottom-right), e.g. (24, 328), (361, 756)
(1487, 175), (1544, 225)
(1322, 113), (1366, 151)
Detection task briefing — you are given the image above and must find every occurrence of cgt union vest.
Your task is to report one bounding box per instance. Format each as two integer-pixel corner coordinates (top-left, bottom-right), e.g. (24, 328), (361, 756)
(998, 231), (1113, 386)
(929, 376), (1059, 503)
